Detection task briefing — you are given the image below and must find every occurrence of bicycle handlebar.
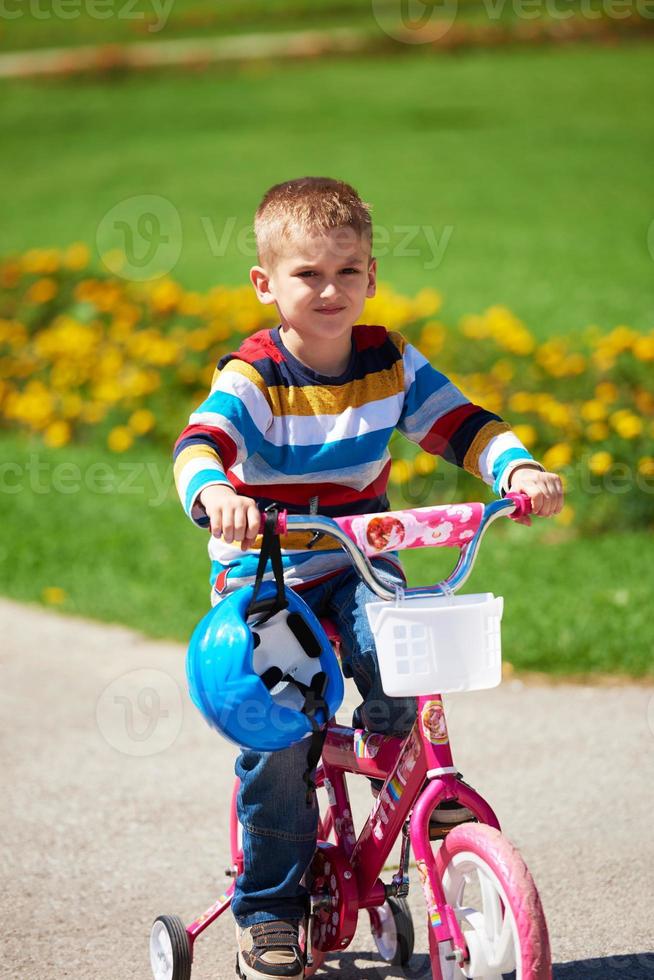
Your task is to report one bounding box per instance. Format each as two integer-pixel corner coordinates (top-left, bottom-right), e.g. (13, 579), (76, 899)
(264, 493), (532, 600)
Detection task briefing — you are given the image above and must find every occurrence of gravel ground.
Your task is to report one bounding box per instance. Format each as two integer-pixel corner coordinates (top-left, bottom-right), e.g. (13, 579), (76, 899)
(1, 596), (653, 980)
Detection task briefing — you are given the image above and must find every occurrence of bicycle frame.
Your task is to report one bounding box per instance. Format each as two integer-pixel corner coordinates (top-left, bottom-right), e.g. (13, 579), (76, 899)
(315, 692), (501, 965)
(184, 493), (532, 973)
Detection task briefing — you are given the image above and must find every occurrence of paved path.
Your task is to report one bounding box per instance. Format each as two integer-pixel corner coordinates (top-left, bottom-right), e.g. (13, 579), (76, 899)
(1, 596), (653, 979)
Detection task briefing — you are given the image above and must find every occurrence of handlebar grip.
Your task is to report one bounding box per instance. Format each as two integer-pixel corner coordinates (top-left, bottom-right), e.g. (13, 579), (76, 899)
(258, 509), (288, 534)
(505, 491), (532, 526)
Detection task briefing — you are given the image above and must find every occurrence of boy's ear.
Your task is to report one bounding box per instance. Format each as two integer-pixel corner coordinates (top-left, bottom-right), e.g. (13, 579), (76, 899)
(250, 266), (277, 305)
(366, 257), (377, 299)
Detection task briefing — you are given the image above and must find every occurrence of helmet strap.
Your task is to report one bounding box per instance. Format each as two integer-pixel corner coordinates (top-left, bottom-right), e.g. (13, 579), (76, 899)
(247, 505), (330, 806)
(246, 505), (287, 626)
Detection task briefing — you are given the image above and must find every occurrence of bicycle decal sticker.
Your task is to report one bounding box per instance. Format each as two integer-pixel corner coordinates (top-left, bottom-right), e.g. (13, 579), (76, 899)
(192, 893), (230, 927)
(353, 730), (383, 759)
(421, 699), (449, 745)
(417, 857), (442, 930)
(387, 775), (404, 802)
(323, 778), (337, 808)
(366, 515), (405, 551)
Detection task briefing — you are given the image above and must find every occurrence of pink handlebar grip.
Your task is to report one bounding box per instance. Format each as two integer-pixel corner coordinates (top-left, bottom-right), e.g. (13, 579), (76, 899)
(505, 491), (532, 526)
(258, 510), (288, 534)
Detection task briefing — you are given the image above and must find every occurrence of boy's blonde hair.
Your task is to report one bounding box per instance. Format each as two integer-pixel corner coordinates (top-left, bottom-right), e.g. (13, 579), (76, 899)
(254, 176), (373, 267)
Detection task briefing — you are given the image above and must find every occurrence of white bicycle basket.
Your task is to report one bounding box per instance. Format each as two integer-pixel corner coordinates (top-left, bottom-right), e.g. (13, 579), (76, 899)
(365, 592), (504, 696)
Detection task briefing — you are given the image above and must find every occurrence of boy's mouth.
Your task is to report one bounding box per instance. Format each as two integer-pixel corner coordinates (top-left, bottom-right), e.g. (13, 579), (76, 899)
(315, 306), (345, 315)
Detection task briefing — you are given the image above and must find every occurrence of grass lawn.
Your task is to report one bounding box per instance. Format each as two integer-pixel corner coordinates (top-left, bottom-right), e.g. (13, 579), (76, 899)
(1, 433), (652, 678)
(1, 44), (653, 335)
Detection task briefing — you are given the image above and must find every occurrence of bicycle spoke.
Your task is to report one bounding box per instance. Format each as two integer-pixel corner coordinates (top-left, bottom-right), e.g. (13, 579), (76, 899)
(479, 869), (503, 941)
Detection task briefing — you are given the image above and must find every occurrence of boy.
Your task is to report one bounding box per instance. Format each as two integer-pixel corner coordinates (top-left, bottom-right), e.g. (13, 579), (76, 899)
(173, 177), (564, 980)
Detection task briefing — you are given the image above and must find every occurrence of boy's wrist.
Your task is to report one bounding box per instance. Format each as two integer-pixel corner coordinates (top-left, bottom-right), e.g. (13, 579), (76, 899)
(198, 483), (236, 507)
(506, 462), (545, 490)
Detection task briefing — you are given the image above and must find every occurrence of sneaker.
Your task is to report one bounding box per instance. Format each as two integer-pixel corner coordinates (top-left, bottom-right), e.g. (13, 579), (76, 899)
(235, 918), (305, 980)
(369, 777), (475, 830)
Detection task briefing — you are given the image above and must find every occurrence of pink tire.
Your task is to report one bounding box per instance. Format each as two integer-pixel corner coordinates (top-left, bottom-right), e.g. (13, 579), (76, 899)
(434, 823), (551, 980)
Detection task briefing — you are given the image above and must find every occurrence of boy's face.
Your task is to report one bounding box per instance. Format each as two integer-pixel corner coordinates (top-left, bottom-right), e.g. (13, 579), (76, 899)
(250, 226), (377, 344)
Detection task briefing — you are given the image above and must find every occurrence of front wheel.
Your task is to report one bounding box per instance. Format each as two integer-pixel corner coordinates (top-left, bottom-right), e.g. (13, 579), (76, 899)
(434, 824), (551, 980)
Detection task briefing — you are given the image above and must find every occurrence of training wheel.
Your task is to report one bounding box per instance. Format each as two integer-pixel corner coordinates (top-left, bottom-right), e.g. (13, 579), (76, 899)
(150, 914), (192, 980)
(369, 895), (415, 965)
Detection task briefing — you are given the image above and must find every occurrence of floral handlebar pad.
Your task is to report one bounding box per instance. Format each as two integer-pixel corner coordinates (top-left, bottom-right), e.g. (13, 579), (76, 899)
(334, 503), (485, 556)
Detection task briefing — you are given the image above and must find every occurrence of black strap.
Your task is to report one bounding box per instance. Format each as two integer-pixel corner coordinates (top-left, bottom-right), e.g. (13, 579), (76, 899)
(298, 672), (329, 807)
(247, 506), (329, 806)
(246, 506), (287, 625)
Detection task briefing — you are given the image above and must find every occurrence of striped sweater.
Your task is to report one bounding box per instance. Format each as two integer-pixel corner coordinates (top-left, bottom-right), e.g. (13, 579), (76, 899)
(173, 324), (535, 598)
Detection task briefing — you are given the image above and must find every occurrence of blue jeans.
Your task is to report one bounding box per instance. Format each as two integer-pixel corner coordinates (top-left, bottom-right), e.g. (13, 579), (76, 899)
(232, 559), (418, 926)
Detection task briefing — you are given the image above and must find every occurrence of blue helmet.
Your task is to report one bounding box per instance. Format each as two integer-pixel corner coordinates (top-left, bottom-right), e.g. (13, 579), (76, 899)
(186, 579), (344, 752)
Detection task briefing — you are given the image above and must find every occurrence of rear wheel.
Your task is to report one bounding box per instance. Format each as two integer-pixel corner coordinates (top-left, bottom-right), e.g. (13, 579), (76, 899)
(369, 894), (415, 965)
(149, 915), (192, 980)
(434, 824), (551, 980)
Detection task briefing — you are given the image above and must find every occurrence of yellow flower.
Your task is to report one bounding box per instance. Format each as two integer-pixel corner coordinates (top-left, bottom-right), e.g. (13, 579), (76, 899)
(542, 443), (571, 471)
(108, 426), (134, 453)
(179, 291), (206, 317)
(512, 424), (538, 449)
(485, 306), (535, 355)
(638, 457), (654, 477)
(128, 409), (156, 435)
(27, 277), (58, 304)
(610, 410), (643, 439)
(537, 400), (571, 429)
(63, 242), (90, 271)
(149, 279), (183, 314)
(460, 314), (489, 340)
(508, 392), (534, 413)
(80, 402), (107, 424)
(490, 360), (515, 383)
(560, 353), (586, 376)
(595, 381), (618, 404)
(580, 399), (607, 422)
(43, 420), (71, 448)
(633, 334), (654, 361)
(22, 248), (59, 275)
(414, 451), (437, 475)
(413, 288), (442, 318)
(586, 422), (609, 442)
(42, 586), (66, 605)
(92, 380), (123, 404)
(634, 389), (654, 415)
(588, 451), (612, 476)
(390, 459), (411, 484)
(419, 321), (445, 356)
(61, 393), (83, 419)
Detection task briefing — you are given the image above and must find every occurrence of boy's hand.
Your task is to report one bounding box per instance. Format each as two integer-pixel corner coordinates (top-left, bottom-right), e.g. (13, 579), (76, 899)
(198, 485), (261, 551)
(508, 465), (564, 518)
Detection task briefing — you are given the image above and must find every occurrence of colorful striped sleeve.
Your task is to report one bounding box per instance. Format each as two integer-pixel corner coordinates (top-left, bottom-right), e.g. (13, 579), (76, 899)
(172, 360), (273, 527)
(394, 337), (536, 495)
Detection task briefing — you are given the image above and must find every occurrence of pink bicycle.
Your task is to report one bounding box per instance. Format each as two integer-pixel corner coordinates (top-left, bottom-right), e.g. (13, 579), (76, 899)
(150, 492), (552, 980)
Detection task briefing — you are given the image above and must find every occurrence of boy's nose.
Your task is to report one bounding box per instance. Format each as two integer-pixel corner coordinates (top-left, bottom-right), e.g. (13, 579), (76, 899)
(320, 282), (338, 298)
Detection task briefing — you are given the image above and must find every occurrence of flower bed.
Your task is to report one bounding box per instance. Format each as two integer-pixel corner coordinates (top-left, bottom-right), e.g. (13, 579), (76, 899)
(1, 245), (652, 532)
